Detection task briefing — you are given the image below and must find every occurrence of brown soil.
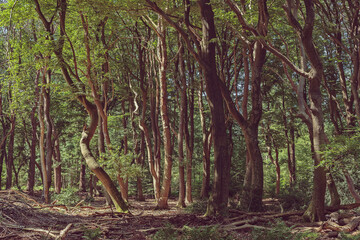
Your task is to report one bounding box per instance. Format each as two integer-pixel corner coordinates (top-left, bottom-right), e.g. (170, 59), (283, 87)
(0, 190), (357, 239)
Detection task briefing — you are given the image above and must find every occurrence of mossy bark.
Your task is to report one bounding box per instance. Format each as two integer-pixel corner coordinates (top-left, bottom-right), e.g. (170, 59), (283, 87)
(80, 131), (128, 213)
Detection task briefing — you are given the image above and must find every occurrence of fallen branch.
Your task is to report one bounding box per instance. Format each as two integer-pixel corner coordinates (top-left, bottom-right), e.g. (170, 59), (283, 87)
(4, 224), (59, 238)
(224, 223), (271, 231)
(55, 223), (72, 240)
(323, 217), (360, 233)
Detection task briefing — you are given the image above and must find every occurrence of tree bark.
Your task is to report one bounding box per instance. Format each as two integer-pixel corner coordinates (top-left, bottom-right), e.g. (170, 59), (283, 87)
(80, 130), (128, 212)
(197, 0), (231, 216)
(157, 14), (173, 209)
(5, 115), (15, 190)
(198, 80), (211, 199)
(185, 59), (195, 204)
(27, 71), (40, 195)
(176, 37), (186, 208)
(79, 159), (86, 192)
(53, 137), (62, 194)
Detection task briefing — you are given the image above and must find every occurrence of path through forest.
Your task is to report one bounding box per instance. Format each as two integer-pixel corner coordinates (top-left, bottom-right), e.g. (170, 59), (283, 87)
(1, 190), (360, 239)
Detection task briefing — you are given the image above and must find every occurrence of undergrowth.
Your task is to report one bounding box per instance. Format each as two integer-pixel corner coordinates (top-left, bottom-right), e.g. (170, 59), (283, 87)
(251, 220), (319, 240)
(152, 223), (232, 240)
(184, 200), (208, 215)
(53, 187), (81, 206)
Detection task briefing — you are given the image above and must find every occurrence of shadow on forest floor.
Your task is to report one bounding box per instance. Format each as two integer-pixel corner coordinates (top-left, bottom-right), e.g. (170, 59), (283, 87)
(0, 190), (359, 239)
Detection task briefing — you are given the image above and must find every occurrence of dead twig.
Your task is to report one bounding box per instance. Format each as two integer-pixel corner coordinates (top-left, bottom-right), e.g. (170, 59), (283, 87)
(55, 223), (72, 240)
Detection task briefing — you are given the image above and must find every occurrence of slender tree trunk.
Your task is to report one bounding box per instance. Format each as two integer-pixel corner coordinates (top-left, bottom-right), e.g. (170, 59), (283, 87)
(198, 80), (211, 199)
(6, 115), (15, 190)
(327, 172), (340, 207)
(39, 84), (49, 202)
(176, 37), (186, 208)
(44, 70), (53, 193)
(118, 101), (129, 202)
(27, 71), (40, 195)
(288, 125), (296, 186)
(53, 137), (62, 194)
(185, 60), (195, 204)
(343, 169), (360, 203)
(79, 159), (86, 192)
(157, 15), (173, 209)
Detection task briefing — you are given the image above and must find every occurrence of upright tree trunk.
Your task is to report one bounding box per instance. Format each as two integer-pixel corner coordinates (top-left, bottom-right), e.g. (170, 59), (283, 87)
(44, 70), (53, 192)
(288, 125), (296, 186)
(177, 38), (186, 208)
(157, 15), (173, 209)
(79, 158), (87, 192)
(198, 80), (211, 199)
(39, 84), (49, 202)
(118, 101), (129, 202)
(27, 71), (40, 195)
(198, 0), (231, 215)
(6, 115), (15, 190)
(53, 137), (62, 194)
(185, 60), (195, 204)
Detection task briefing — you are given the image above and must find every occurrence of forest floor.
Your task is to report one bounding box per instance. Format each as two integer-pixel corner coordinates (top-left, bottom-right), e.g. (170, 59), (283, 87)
(1, 190), (360, 239)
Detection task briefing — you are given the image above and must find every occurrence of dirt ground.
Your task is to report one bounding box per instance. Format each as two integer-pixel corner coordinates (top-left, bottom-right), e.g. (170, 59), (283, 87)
(0, 190), (250, 239)
(0, 190), (358, 239)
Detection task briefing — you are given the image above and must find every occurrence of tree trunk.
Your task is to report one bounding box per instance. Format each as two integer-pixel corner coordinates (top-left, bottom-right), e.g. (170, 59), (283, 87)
(198, 0), (231, 216)
(118, 100), (129, 202)
(198, 80), (211, 199)
(53, 137), (62, 194)
(185, 60), (195, 204)
(343, 169), (360, 203)
(176, 37), (186, 208)
(80, 130), (128, 212)
(27, 71), (40, 195)
(44, 70), (53, 193)
(327, 172), (341, 207)
(38, 85), (49, 202)
(288, 125), (296, 186)
(241, 126), (264, 211)
(157, 15), (173, 209)
(6, 116), (15, 190)
(79, 159), (86, 192)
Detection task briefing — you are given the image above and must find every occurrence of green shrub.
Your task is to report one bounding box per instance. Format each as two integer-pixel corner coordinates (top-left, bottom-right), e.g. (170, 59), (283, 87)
(277, 187), (310, 211)
(82, 227), (102, 240)
(338, 233), (360, 240)
(152, 224), (232, 240)
(53, 187), (81, 206)
(251, 220), (319, 240)
(185, 200), (208, 214)
(152, 223), (178, 240)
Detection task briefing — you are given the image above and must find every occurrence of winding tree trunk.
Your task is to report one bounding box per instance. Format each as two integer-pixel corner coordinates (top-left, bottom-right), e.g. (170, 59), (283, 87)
(80, 130), (128, 212)
(34, 0), (128, 211)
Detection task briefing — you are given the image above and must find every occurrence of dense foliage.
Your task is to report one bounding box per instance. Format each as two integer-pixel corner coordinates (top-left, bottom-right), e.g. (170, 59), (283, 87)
(0, 0), (359, 222)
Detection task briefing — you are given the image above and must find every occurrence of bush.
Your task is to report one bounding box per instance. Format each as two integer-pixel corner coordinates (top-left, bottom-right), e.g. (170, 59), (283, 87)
(277, 187), (311, 211)
(251, 220), (319, 240)
(152, 224), (232, 240)
(53, 187), (81, 206)
(185, 200), (208, 215)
